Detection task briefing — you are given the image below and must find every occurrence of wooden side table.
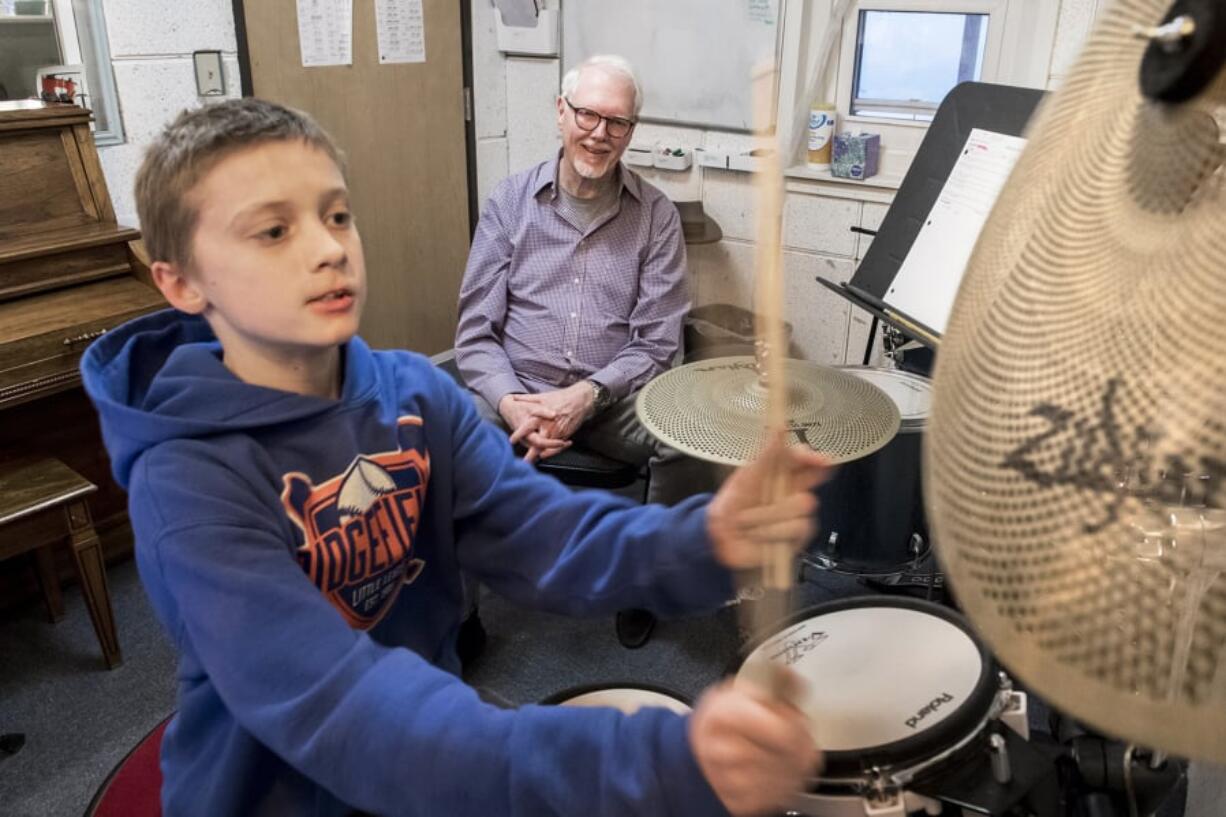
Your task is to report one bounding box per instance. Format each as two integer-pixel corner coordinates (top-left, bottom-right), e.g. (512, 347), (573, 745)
(0, 458), (121, 669)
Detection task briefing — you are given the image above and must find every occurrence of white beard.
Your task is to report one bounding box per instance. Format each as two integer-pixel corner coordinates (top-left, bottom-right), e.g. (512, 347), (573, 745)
(573, 155), (613, 180)
(575, 161), (605, 179)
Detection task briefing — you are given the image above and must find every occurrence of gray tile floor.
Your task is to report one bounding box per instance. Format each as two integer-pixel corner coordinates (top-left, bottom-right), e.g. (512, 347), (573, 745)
(1, 560), (177, 817)
(0, 554), (1206, 816)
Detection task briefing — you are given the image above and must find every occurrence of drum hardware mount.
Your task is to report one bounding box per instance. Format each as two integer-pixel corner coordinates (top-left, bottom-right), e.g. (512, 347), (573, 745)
(797, 548), (947, 601)
(861, 774), (910, 817)
(797, 533), (934, 581)
(870, 685), (1024, 790)
(996, 672), (1031, 742)
(807, 682), (1027, 797)
(906, 725), (1064, 817)
(793, 691), (1052, 817)
(989, 733), (1013, 784)
(1051, 725), (1187, 817)
(881, 324), (920, 365)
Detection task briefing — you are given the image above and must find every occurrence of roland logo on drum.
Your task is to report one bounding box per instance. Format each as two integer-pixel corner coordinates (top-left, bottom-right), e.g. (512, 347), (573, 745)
(905, 692), (955, 729)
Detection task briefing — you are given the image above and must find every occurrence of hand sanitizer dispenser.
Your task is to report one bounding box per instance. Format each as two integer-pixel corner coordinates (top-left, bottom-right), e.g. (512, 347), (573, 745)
(494, 2), (559, 57)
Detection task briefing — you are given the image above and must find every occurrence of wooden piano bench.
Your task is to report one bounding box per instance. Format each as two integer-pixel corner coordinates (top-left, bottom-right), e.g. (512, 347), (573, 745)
(0, 457), (121, 669)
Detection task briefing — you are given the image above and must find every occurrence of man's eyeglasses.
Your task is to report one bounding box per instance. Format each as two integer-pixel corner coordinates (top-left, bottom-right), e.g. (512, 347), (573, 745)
(564, 98), (636, 139)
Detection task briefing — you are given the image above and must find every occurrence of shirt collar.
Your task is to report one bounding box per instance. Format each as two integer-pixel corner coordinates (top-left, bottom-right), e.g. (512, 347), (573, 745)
(533, 149), (643, 203)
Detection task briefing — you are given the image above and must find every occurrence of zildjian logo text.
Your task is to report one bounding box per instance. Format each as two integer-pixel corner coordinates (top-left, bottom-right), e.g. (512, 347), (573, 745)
(1002, 378), (1226, 533)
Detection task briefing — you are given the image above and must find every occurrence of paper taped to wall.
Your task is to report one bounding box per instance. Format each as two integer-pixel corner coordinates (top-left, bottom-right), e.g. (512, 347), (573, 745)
(297, 0), (353, 67)
(376, 0), (426, 64)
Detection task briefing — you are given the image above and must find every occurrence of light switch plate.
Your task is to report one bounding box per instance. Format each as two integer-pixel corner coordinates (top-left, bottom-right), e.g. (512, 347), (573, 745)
(193, 50), (225, 97)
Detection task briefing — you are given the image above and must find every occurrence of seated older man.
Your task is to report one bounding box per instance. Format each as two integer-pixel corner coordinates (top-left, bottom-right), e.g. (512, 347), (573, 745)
(455, 54), (711, 648)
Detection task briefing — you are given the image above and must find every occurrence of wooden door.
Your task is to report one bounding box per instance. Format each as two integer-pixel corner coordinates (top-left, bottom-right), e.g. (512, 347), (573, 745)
(237, 0), (470, 355)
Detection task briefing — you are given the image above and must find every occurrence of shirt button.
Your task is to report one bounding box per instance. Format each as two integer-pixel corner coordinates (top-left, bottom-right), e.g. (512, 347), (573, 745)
(573, 278), (579, 284)
(570, 312), (577, 318)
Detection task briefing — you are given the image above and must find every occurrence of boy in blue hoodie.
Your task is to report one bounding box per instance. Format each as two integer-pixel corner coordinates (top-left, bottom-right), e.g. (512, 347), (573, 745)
(81, 98), (827, 817)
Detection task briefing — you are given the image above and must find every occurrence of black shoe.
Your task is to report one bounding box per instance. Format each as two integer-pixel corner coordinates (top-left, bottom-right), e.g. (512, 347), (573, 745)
(457, 610), (487, 671)
(0, 733), (25, 757)
(615, 609), (656, 649)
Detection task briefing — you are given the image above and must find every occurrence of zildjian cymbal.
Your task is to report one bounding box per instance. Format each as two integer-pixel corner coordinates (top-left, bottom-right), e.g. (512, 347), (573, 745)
(635, 356), (900, 466)
(927, 0), (1226, 763)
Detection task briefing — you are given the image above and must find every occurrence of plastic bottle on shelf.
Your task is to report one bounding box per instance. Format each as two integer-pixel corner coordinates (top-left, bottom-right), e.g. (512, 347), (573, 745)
(807, 103), (837, 170)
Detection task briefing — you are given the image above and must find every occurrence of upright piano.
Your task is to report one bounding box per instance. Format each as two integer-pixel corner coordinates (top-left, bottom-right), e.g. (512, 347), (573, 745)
(0, 100), (164, 572)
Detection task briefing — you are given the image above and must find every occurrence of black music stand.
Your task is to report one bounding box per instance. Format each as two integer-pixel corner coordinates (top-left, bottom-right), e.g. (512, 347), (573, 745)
(819, 82), (1046, 357)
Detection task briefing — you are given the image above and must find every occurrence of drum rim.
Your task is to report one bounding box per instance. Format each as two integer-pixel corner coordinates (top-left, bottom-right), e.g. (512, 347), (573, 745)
(730, 596), (998, 779)
(838, 365), (931, 430)
(540, 681), (693, 708)
(836, 365), (932, 386)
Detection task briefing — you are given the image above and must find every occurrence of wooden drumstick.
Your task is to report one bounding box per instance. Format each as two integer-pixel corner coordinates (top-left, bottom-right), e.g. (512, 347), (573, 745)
(738, 63), (795, 694)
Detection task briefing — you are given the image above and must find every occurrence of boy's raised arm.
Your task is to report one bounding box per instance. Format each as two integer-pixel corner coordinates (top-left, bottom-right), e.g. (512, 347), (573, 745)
(130, 443), (729, 817)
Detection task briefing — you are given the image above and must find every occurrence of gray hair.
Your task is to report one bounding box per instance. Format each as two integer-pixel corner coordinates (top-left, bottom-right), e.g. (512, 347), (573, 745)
(560, 55), (643, 117)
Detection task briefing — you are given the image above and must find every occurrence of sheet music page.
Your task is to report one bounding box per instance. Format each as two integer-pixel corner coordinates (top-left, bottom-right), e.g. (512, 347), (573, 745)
(297, 0), (353, 67)
(376, 0), (427, 64)
(885, 128), (1027, 334)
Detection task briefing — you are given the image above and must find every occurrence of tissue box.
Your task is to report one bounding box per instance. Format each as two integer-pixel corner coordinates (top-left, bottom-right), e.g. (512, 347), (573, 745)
(831, 133), (880, 180)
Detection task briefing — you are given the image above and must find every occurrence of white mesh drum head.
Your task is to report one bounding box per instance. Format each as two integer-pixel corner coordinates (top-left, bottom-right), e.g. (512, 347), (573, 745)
(552, 686), (691, 716)
(841, 367), (932, 433)
(738, 601), (988, 756)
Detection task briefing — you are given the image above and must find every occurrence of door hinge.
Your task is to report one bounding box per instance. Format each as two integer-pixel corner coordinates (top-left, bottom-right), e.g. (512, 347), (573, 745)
(463, 87), (473, 122)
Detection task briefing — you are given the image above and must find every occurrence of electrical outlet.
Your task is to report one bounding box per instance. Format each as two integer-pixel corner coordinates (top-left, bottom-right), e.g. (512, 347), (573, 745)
(193, 51), (225, 97)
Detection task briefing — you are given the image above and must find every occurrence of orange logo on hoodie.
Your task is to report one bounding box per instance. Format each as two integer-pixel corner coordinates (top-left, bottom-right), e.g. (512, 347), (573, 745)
(281, 416), (430, 629)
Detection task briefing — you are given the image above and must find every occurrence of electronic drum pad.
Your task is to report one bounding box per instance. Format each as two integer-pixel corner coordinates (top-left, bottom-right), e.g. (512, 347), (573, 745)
(927, 0), (1226, 762)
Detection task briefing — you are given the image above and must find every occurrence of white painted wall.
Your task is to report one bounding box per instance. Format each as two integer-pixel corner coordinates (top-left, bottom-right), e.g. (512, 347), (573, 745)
(84, 0), (1104, 359)
(85, 0), (1106, 359)
(95, 0), (242, 227)
(1047, 0), (1103, 88)
(468, 0), (1104, 366)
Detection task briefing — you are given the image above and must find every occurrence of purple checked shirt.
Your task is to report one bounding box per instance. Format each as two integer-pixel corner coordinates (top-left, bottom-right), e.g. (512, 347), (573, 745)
(455, 154), (690, 409)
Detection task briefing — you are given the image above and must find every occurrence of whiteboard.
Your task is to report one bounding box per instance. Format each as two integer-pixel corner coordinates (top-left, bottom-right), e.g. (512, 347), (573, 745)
(561, 0), (782, 132)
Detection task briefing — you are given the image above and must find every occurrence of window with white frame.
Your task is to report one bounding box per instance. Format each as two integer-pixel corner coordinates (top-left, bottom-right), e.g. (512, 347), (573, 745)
(851, 10), (991, 120)
(836, 0), (1008, 125)
(0, 0), (125, 145)
(776, 0), (1058, 179)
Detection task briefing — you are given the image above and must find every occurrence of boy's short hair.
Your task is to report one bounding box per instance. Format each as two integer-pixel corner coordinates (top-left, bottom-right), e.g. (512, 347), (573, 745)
(135, 98), (345, 268)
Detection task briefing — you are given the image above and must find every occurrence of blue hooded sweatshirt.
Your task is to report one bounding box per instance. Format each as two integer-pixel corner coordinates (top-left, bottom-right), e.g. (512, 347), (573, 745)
(81, 309), (735, 817)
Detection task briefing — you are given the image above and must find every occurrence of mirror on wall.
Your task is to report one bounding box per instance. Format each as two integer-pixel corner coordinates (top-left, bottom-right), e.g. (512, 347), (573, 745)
(0, 0), (124, 145)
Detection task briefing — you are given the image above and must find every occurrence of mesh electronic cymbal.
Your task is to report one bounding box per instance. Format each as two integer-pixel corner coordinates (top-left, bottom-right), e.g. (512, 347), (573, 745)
(927, 0), (1226, 762)
(636, 356), (900, 466)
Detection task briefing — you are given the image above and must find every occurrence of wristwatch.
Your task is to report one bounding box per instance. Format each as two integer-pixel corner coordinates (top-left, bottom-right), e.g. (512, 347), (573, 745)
(586, 379), (613, 414)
